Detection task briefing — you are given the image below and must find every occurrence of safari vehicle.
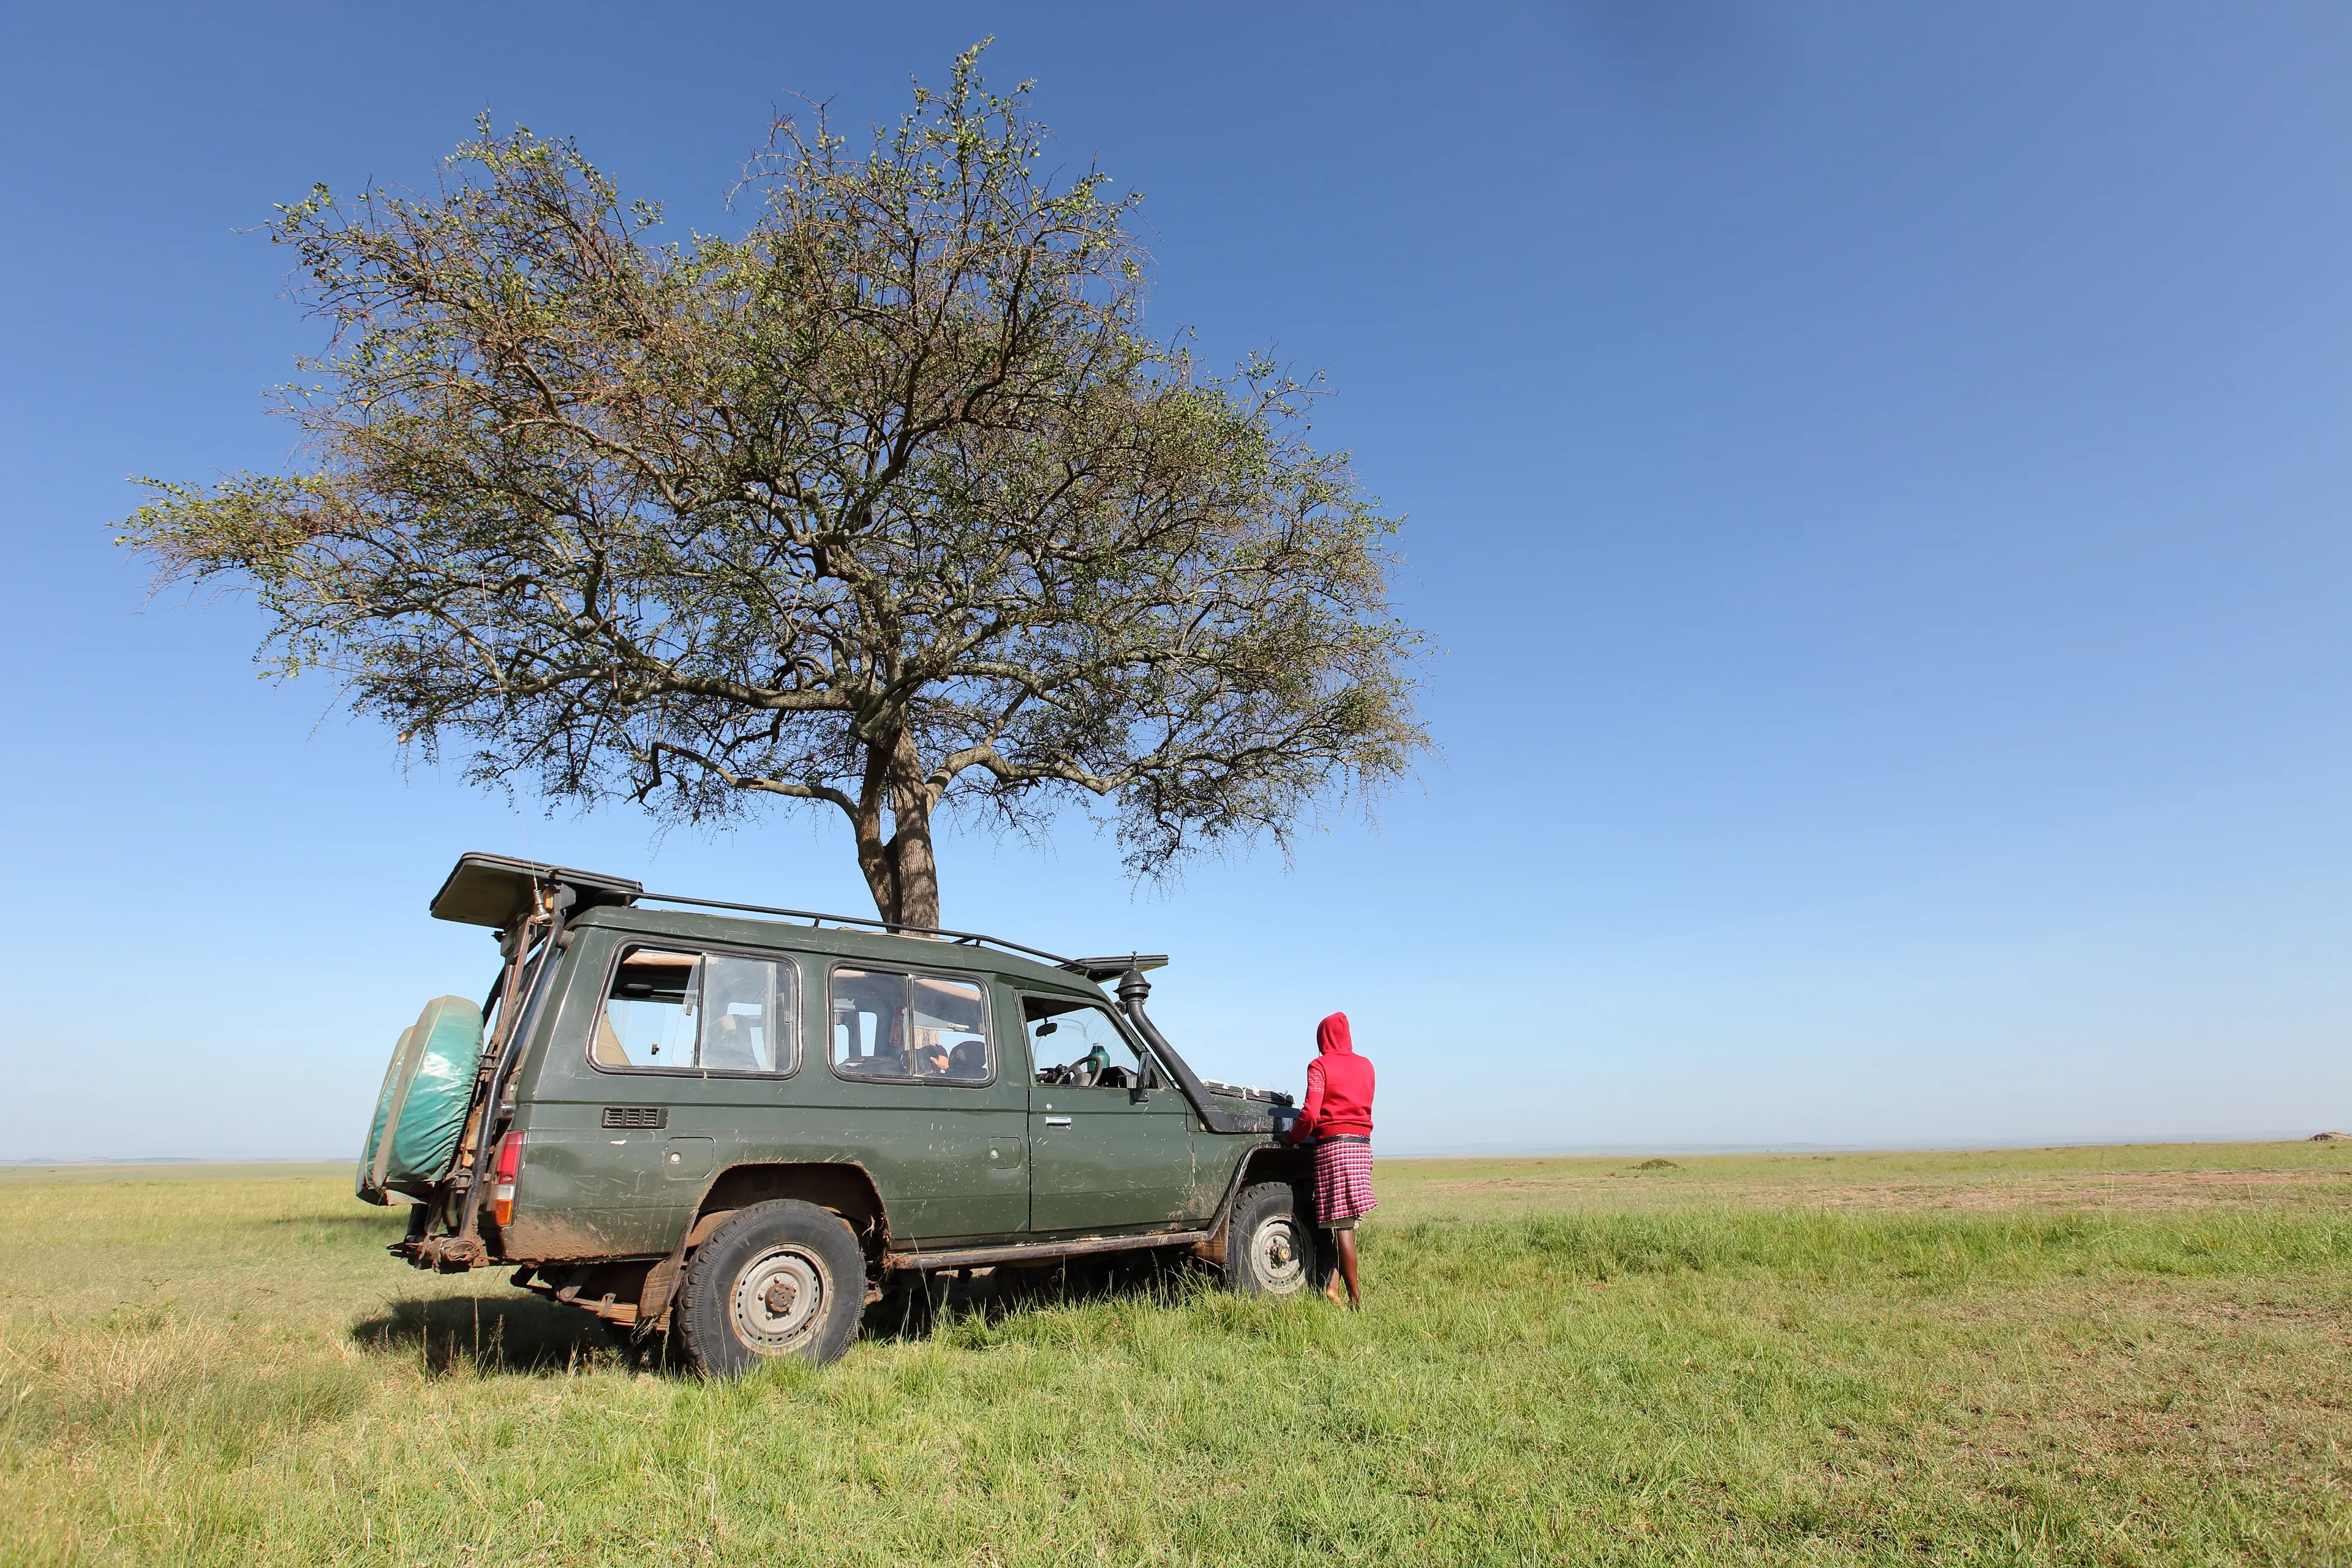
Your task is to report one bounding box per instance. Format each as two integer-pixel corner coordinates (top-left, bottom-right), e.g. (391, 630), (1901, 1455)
(358, 853), (1314, 1373)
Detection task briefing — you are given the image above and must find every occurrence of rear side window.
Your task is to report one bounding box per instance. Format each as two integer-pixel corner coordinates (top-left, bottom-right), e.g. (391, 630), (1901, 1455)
(830, 968), (992, 1084)
(592, 946), (799, 1075)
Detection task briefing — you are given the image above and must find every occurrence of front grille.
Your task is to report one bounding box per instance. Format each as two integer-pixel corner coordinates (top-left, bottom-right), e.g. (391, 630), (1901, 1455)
(601, 1107), (668, 1130)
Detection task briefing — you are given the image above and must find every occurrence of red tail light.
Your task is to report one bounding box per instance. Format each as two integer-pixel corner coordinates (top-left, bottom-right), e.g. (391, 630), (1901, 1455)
(491, 1131), (525, 1227)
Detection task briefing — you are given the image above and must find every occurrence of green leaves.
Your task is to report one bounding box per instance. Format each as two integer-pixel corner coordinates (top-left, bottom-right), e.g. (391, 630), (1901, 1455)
(118, 44), (1427, 921)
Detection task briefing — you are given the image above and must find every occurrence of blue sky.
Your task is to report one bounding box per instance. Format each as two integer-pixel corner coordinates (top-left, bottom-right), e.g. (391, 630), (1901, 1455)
(2, 2), (2345, 1159)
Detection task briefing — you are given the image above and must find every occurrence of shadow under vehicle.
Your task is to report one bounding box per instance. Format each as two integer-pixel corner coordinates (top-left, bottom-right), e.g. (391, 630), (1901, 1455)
(358, 853), (1313, 1375)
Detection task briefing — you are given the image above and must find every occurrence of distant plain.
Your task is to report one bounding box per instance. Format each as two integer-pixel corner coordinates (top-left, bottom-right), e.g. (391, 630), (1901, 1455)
(2, 1142), (2346, 1564)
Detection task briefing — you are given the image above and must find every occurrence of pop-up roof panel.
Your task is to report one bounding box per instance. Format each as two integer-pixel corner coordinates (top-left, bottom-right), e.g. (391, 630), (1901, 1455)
(428, 852), (644, 929)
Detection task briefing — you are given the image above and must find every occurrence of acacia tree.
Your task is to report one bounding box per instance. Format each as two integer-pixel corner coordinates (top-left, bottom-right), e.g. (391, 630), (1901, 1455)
(121, 48), (1425, 928)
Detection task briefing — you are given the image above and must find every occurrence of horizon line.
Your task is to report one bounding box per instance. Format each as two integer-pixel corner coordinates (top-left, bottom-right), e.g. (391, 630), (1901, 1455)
(4, 1128), (2342, 1170)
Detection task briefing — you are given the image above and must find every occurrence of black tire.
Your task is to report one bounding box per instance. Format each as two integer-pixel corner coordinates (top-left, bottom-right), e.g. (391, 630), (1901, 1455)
(676, 1199), (866, 1374)
(1221, 1181), (1321, 1297)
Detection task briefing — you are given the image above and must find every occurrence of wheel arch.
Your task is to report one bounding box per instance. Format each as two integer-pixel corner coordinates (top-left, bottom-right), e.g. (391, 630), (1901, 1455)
(1197, 1143), (1316, 1264)
(691, 1161), (890, 1253)
(637, 1161), (890, 1333)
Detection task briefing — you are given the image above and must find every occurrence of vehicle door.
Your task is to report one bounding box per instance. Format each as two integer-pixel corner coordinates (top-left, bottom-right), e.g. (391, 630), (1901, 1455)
(518, 940), (805, 1258)
(820, 965), (1030, 1242)
(1023, 994), (1199, 1234)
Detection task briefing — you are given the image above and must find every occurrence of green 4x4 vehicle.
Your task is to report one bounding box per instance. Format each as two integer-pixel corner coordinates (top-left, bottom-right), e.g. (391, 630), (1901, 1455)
(359, 854), (1317, 1373)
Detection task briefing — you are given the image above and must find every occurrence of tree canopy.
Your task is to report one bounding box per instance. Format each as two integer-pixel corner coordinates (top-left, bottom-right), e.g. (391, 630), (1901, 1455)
(120, 47), (1427, 927)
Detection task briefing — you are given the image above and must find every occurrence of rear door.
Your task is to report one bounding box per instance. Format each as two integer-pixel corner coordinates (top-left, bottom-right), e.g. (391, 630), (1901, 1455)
(821, 966), (1030, 1242)
(519, 941), (801, 1257)
(1023, 996), (1198, 1234)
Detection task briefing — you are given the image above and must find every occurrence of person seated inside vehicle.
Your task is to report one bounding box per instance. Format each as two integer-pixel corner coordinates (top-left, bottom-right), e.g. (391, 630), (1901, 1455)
(909, 1035), (952, 1077)
(946, 1039), (987, 1080)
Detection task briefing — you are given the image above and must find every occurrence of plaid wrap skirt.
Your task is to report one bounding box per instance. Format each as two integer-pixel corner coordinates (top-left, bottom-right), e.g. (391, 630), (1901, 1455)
(1313, 1137), (1378, 1225)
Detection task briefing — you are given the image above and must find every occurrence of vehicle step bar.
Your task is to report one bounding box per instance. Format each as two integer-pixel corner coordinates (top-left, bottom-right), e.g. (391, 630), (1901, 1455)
(883, 1229), (1210, 1272)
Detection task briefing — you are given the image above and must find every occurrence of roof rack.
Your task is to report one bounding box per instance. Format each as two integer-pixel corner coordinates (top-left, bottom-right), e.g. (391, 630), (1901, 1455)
(633, 889), (1084, 971)
(429, 851), (1163, 982)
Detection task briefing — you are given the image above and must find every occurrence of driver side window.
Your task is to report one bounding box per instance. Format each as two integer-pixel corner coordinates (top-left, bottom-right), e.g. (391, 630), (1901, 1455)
(1024, 997), (1152, 1090)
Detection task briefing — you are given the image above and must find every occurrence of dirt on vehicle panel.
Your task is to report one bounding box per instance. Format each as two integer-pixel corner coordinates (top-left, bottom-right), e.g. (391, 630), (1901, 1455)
(498, 1213), (639, 1262)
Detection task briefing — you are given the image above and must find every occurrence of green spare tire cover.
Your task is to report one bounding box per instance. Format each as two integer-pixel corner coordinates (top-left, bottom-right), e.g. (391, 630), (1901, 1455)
(354, 997), (484, 1204)
(356, 1024), (421, 1204)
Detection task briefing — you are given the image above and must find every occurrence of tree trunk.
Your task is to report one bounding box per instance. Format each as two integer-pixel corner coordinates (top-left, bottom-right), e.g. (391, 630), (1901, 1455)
(851, 728), (941, 930)
(885, 793), (941, 930)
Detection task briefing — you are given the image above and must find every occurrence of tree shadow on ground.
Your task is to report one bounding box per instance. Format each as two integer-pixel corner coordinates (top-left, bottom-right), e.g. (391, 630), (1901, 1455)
(350, 1293), (653, 1375)
(861, 1251), (1203, 1344)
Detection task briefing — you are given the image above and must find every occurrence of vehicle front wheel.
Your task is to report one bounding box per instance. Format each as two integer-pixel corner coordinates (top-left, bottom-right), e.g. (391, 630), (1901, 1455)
(676, 1199), (865, 1374)
(1221, 1182), (1322, 1298)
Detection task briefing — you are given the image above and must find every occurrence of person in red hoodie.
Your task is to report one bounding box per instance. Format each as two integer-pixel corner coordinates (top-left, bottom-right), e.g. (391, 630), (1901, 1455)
(1289, 1011), (1375, 1308)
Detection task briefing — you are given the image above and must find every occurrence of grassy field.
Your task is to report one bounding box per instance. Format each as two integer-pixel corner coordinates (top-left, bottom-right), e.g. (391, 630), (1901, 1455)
(2, 1142), (2348, 1566)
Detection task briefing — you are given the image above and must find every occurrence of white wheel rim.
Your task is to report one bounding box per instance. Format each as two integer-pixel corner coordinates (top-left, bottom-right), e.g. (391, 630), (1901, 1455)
(731, 1245), (830, 1354)
(1250, 1215), (1308, 1295)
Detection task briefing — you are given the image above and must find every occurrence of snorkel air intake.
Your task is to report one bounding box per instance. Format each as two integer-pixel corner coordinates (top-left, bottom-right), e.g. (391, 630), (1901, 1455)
(1107, 963), (1280, 1136)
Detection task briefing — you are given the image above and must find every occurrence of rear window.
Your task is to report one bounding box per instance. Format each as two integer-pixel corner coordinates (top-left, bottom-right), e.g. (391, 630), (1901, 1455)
(592, 946), (799, 1075)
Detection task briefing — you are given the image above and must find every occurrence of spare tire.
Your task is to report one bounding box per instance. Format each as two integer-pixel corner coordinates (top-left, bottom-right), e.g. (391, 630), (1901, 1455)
(356, 996), (484, 1204)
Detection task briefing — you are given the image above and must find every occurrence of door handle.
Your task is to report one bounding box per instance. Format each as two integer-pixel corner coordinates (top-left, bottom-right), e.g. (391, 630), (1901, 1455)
(1043, 1115), (1072, 1127)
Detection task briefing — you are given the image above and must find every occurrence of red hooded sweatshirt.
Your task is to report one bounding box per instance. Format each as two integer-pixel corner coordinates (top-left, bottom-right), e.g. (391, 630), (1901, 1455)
(1289, 1012), (1374, 1142)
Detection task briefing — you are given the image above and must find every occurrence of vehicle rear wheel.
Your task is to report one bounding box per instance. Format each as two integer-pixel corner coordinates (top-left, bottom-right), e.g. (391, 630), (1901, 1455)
(1221, 1181), (1320, 1297)
(676, 1199), (865, 1374)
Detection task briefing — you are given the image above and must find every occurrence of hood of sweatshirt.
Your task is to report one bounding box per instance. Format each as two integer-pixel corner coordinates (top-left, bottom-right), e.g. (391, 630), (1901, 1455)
(1316, 1012), (1353, 1055)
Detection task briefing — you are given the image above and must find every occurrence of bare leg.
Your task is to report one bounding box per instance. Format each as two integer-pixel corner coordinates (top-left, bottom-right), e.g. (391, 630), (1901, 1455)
(1323, 1237), (1346, 1305)
(1335, 1228), (1362, 1309)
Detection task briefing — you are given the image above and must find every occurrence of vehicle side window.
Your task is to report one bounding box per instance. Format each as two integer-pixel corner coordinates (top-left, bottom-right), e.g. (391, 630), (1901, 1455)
(831, 968), (991, 1084)
(594, 946), (798, 1074)
(1025, 997), (1152, 1089)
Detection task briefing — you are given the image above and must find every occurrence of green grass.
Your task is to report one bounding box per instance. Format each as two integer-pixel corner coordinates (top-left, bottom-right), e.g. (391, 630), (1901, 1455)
(4, 1144), (2349, 1564)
